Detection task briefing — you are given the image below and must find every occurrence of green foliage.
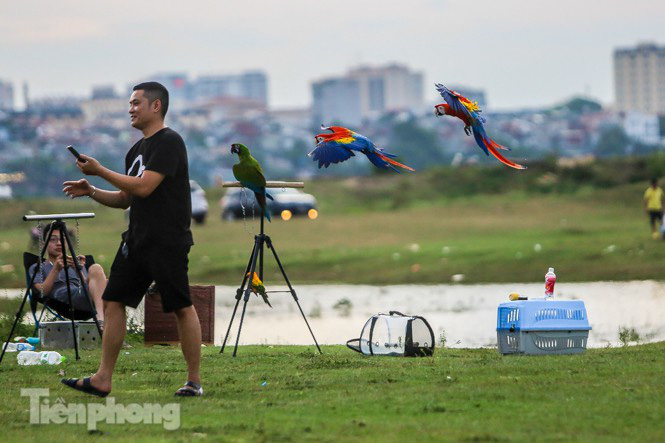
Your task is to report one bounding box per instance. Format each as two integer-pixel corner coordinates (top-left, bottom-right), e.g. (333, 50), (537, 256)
(0, 296), (35, 340)
(594, 125), (630, 157)
(438, 330), (447, 348)
(553, 96), (603, 114)
(389, 117), (448, 170)
(619, 326), (641, 346)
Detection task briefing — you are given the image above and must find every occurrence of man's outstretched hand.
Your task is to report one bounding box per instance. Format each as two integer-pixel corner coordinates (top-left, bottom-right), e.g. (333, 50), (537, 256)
(76, 154), (103, 176)
(63, 179), (92, 199)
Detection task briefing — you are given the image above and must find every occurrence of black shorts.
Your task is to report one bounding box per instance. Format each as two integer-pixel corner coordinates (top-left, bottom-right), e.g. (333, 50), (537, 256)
(102, 241), (192, 313)
(648, 210), (663, 226)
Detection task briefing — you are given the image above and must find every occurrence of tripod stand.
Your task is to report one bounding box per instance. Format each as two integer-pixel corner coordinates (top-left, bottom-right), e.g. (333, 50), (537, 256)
(0, 213), (102, 366)
(220, 185), (322, 356)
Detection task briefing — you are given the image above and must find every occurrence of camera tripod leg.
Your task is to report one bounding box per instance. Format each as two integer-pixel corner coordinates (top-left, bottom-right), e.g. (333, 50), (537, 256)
(266, 237), (322, 354)
(221, 241), (258, 353)
(232, 236), (263, 357)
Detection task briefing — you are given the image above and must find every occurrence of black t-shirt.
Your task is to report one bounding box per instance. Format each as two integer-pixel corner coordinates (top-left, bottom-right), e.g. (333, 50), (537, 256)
(123, 127), (193, 249)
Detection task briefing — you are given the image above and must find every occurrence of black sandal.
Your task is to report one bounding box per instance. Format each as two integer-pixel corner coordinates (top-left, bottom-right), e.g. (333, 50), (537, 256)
(61, 377), (110, 398)
(175, 381), (203, 397)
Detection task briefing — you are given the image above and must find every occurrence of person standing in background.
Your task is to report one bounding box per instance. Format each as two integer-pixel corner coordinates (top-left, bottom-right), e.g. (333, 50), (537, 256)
(643, 178), (663, 239)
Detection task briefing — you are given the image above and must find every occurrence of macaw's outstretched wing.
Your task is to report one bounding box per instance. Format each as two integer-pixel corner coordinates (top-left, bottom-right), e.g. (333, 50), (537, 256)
(308, 140), (356, 168)
(435, 83), (485, 123)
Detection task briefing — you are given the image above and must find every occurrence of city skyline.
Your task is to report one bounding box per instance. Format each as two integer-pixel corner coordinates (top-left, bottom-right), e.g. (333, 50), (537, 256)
(2, 0), (664, 111)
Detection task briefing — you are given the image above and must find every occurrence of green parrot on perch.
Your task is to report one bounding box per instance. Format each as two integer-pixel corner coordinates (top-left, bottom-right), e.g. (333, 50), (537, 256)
(230, 143), (273, 221)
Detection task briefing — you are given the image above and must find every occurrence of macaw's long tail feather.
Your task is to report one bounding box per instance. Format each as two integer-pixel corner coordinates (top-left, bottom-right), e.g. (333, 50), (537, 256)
(255, 192), (272, 222)
(487, 138), (510, 151)
(377, 149), (398, 159)
(371, 151), (415, 172)
(472, 130), (491, 156)
(484, 141), (527, 170)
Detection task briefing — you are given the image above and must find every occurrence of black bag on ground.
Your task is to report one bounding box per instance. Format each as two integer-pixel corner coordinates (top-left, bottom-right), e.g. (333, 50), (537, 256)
(346, 311), (435, 357)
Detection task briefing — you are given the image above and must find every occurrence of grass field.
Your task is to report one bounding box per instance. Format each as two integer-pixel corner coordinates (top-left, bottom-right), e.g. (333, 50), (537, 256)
(0, 340), (663, 442)
(0, 178), (663, 288)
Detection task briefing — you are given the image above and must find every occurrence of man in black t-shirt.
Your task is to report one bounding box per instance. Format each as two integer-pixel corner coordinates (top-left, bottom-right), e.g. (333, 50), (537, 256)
(61, 82), (203, 397)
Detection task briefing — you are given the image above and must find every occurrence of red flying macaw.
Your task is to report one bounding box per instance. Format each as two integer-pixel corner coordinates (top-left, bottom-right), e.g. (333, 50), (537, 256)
(434, 84), (526, 170)
(308, 125), (415, 172)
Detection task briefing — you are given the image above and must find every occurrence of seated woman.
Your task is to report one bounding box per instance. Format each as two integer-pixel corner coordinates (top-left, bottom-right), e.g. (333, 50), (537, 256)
(29, 229), (107, 323)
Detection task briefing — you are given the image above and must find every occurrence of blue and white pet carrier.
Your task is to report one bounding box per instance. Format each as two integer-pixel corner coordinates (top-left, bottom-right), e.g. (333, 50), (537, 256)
(496, 300), (591, 355)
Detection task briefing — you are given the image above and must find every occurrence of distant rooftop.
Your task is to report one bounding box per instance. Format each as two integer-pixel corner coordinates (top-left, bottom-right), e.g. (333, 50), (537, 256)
(614, 42), (665, 56)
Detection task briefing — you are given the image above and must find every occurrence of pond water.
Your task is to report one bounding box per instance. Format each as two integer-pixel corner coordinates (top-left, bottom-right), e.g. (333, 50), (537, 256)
(4, 281), (664, 348)
(211, 281), (665, 348)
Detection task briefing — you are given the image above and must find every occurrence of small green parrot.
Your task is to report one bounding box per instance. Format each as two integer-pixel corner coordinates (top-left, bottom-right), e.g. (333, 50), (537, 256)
(247, 272), (272, 308)
(230, 143), (273, 221)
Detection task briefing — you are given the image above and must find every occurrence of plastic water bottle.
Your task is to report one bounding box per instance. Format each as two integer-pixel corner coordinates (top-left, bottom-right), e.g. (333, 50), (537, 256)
(17, 351), (41, 365)
(40, 351), (65, 365)
(3, 342), (18, 352)
(545, 267), (556, 299)
(3, 342), (34, 352)
(17, 351), (65, 365)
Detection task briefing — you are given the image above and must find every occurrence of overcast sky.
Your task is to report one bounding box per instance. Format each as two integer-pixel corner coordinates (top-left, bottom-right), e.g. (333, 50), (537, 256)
(1, 0), (664, 110)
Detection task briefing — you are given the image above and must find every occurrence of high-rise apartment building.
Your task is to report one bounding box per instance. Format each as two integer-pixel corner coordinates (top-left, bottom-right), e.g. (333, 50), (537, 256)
(312, 63), (424, 125)
(312, 78), (362, 126)
(614, 43), (665, 115)
(348, 64), (424, 118)
(193, 71), (268, 105)
(0, 80), (14, 111)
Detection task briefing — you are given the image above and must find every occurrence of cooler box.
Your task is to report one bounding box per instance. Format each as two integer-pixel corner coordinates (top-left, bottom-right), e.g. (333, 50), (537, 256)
(496, 300), (591, 355)
(39, 321), (101, 350)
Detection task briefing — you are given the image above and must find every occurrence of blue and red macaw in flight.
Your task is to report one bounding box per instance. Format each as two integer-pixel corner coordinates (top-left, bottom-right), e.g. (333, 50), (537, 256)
(434, 84), (526, 170)
(308, 125), (415, 172)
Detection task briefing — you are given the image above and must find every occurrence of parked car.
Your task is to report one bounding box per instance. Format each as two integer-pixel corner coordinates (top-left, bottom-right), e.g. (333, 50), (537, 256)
(220, 187), (318, 221)
(190, 180), (209, 224)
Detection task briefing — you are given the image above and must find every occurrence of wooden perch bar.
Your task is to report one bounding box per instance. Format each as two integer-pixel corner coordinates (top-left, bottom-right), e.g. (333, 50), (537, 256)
(222, 181), (304, 188)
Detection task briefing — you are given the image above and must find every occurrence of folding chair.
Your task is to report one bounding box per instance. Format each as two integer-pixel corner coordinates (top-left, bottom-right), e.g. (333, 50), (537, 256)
(23, 252), (96, 335)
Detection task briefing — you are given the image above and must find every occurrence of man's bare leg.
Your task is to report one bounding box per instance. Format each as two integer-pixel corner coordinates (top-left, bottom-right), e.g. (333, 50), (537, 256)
(174, 306), (201, 385)
(75, 300), (126, 392)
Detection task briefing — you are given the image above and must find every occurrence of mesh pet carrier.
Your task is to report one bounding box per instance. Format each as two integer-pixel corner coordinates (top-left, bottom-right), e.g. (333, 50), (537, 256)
(347, 311), (435, 357)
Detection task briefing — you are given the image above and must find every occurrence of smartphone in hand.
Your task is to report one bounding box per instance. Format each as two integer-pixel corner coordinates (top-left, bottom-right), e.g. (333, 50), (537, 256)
(66, 145), (87, 162)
